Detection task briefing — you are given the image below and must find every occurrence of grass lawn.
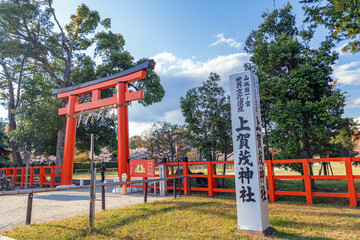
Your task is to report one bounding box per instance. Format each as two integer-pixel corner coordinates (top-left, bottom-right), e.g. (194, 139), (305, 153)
(1, 194), (359, 240)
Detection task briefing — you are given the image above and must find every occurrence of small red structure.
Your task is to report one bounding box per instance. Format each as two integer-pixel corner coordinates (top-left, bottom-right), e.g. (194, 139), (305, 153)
(129, 159), (155, 178)
(53, 60), (156, 185)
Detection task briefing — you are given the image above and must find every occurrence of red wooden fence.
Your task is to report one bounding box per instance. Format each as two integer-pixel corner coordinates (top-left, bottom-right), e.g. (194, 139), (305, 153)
(266, 157), (360, 207)
(134, 157), (360, 207)
(1, 157), (359, 207)
(1, 166), (62, 188)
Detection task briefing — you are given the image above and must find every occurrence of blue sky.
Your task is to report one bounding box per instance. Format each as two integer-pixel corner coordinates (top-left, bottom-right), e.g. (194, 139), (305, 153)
(1, 0), (359, 136)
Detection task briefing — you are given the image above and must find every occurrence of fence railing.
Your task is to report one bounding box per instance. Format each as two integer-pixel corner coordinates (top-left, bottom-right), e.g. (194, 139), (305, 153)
(140, 157), (360, 207)
(1, 166), (62, 188)
(1, 157), (360, 207)
(266, 157), (360, 207)
(132, 160), (236, 197)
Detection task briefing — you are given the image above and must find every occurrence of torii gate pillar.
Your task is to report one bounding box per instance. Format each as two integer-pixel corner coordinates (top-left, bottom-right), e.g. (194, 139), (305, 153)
(53, 60), (156, 185)
(117, 81), (130, 180)
(62, 94), (79, 185)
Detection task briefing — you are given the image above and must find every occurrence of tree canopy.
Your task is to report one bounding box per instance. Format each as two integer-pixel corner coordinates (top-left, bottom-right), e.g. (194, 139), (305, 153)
(244, 3), (354, 172)
(301, 0), (360, 53)
(180, 73), (232, 161)
(0, 0), (164, 164)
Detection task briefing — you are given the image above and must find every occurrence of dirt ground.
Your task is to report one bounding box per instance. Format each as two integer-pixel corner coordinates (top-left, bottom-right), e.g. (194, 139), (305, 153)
(0, 182), (170, 232)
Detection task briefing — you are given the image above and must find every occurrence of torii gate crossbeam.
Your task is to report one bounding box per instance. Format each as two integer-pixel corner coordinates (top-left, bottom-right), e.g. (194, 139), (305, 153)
(53, 60), (156, 185)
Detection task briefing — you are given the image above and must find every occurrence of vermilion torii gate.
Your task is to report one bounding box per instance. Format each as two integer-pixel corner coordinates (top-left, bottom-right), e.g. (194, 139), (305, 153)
(53, 60), (156, 185)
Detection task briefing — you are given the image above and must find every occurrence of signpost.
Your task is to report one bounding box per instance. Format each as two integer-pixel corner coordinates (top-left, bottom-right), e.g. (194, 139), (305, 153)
(23, 150), (31, 190)
(89, 134), (96, 234)
(229, 71), (276, 237)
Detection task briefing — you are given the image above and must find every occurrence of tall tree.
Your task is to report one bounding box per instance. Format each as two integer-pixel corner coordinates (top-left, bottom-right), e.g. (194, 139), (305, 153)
(0, 30), (26, 165)
(180, 73), (232, 161)
(0, 0), (110, 165)
(9, 65), (62, 157)
(244, 3), (354, 172)
(0, 121), (10, 165)
(0, 1), (164, 165)
(301, 0), (360, 53)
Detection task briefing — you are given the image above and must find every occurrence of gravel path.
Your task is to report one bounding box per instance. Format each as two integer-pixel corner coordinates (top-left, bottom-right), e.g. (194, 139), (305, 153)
(0, 182), (171, 232)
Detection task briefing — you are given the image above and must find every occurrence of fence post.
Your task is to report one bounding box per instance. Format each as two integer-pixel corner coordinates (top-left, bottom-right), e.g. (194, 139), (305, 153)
(21, 166), (25, 186)
(102, 185), (106, 210)
(302, 157), (313, 205)
(265, 153), (277, 202)
(26, 193), (33, 225)
(89, 134), (96, 234)
(40, 165), (44, 188)
(301, 150), (315, 190)
(143, 177), (148, 193)
(30, 166), (34, 186)
(51, 164), (55, 188)
(144, 182), (148, 202)
(14, 165), (17, 185)
(183, 156), (189, 195)
(206, 159), (215, 197)
(173, 179), (177, 198)
(188, 176), (191, 196)
(344, 149), (357, 207)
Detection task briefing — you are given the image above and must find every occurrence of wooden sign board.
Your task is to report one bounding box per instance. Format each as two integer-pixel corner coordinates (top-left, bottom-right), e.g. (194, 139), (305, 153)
(129, 159), (155, 178)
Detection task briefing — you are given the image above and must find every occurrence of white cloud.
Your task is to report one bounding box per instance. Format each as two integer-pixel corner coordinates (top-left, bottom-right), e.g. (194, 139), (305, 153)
(354, 117), (360, 125)
(0, 106), (7, 118)
(152, 52), (250, 82)
(209, 33), (242, 49)
(129, 121), (154, 137)
(128, 110), (185, 137)
(164, 109), (184, 125)
(128, 51), (251, 135)
(333, 62), (360, 85)
(335, 43), (350, 56)
(345, 98), (360, 109)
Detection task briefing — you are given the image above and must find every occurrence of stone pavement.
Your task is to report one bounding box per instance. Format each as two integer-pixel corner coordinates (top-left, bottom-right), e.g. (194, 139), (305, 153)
(0, 181), (170, 232)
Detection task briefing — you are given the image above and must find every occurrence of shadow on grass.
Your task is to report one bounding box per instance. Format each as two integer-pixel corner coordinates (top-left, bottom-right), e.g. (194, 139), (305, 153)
(274, 230), (336, 240)
(40, 199), (215, 239)
(272, 219), (350, 233)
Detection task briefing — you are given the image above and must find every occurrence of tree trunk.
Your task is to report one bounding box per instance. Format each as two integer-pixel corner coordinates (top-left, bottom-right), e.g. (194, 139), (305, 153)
(55, 125), (66, 166)
(56, 101), (67, 167)
(54, 124), (65, 183)
(7, 80), (21, 166)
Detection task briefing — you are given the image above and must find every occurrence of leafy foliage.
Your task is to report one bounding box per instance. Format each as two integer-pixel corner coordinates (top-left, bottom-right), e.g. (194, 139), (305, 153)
(180, 73), (232, 161)
(0, 1), (165, 163)
(301, 0), (360, 53)
(9, 67), (62, 156)
(244, 3), (354, 172)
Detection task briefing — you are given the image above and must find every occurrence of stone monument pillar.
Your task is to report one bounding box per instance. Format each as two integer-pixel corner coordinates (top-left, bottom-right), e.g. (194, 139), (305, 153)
(229, 71), (275, 237)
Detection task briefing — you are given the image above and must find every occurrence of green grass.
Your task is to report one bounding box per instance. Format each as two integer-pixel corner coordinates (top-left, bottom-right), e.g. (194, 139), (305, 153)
(1, 194), (359, 240)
